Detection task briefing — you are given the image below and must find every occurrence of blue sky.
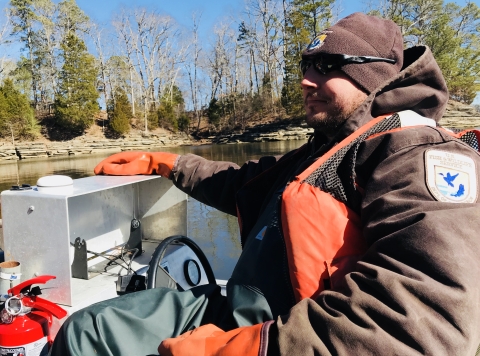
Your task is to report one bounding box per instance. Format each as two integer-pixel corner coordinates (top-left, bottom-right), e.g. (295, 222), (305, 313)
(74, 0), (478, 28)
(77, 0), (363, 34)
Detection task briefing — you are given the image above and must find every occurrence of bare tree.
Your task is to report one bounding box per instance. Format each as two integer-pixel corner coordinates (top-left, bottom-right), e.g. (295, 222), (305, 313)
(0, 8), (12, 80)
(104, 55), (131, 98)
(251, 0), (284, 107)
(112, 11), (139, 117)
(207, 22), (235, 100)
(185, 12), (203, 132)
(89, 22), (111, 118)
(9, 0), (39, 105)
(33, 0), (58, 103)
(113, 8), (183, 133)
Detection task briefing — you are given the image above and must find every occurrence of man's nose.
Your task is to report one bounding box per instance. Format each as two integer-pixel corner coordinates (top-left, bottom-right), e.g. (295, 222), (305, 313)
(301, 67), (320, 89)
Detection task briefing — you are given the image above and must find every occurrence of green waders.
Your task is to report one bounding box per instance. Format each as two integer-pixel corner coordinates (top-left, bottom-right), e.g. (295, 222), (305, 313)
(49, 284), (228, 356)
(49, 280), (274, 356)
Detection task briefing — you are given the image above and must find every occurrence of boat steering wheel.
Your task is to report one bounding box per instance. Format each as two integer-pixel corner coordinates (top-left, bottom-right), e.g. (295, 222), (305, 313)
(146, 235), (216, 289)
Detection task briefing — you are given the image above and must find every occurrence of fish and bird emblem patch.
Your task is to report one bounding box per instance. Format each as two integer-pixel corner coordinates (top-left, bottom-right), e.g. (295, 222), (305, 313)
(425, 149), (477, 203)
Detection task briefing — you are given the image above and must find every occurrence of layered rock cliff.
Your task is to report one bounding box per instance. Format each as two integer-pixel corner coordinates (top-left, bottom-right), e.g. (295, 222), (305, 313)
(0, 100), (478, 161)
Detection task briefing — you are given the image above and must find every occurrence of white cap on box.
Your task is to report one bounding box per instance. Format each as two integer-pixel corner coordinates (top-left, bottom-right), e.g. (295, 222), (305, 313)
(36, 175), (73, 195)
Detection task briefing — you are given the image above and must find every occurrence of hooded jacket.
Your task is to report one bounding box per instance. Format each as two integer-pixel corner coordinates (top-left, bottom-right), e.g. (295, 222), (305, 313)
(171, 46), (480, 355)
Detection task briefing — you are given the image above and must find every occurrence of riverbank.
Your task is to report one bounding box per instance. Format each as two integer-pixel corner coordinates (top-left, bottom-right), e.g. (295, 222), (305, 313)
(0, 118), (314, 161)
(0, 100), (478, 162)
(0, 123), (313, 161)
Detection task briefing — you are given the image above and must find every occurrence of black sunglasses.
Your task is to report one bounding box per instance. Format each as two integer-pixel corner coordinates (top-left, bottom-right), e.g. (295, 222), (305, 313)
(299, 53), (397, 75)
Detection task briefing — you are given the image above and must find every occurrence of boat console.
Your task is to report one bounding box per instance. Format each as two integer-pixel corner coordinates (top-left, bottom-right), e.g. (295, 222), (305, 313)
(0, 176), (221, 323)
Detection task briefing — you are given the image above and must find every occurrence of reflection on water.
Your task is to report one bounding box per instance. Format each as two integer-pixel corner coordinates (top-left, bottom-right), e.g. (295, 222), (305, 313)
(0, 140), (307, 279)
(187, 202), (243, 279)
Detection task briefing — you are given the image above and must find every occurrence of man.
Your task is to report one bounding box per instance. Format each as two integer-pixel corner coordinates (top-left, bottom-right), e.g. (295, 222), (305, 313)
(51, 13), (480, 355)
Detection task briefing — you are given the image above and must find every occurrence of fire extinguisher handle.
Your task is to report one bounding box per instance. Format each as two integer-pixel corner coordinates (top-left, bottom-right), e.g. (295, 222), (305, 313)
(7, 274), (67, 320)
(23, 296), (67, 320)
(8, 275), (57, 295)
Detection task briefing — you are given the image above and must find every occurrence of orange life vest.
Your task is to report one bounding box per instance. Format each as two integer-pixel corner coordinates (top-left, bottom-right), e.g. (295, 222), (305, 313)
(280, 111), (480, 302)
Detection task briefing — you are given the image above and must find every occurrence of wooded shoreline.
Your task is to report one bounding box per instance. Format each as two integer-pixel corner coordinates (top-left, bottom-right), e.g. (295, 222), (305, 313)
(1, 100), (479, 162)
(0, 119), (314, 161)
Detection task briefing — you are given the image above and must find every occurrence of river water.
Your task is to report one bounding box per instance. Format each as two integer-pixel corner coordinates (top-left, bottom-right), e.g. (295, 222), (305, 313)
(0, 140), (307, 279)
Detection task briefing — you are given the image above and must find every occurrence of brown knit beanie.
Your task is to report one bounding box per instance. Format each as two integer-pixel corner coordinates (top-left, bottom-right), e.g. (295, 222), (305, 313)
(302, 12), (404, 94)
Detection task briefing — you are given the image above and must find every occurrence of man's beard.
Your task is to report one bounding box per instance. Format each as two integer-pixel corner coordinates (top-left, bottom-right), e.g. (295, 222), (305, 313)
(306, 106), (349, 135)
(305, 93), (366, 138)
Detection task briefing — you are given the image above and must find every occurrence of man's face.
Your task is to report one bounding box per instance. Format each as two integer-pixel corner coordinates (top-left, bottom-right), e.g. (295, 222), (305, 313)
(301, 65), (368, 135)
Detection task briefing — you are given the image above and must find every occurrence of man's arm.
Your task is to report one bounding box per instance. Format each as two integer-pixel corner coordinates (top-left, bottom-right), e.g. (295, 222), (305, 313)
(171, 153), (285, 216)
(94, 150), (286, 216)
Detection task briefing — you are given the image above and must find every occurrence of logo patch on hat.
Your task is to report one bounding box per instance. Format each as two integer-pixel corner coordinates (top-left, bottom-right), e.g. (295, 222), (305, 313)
(306, 31), (332, 51)
(425, 149), (477, 203)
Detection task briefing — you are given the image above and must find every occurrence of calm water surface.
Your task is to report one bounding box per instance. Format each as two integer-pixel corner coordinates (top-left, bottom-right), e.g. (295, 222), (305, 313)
(0, 140), (307, 279)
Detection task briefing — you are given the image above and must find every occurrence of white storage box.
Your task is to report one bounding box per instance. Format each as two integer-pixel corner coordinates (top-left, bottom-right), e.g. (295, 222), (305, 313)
(1, 175), (187, 306)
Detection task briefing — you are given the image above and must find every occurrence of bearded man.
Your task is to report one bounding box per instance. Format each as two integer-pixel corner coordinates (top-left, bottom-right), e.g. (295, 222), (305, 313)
(51, 13), (480, 356)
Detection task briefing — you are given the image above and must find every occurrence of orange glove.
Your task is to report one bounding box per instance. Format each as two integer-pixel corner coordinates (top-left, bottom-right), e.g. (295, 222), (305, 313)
(94, 151), (179, 178)
(158, 323), (264, 356)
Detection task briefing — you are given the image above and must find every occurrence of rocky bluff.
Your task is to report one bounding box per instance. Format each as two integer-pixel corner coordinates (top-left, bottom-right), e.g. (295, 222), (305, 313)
(0, 100), (478, 162)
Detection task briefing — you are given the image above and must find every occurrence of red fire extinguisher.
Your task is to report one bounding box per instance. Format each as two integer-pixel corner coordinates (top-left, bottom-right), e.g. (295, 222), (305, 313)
(0, 275), (67, 356)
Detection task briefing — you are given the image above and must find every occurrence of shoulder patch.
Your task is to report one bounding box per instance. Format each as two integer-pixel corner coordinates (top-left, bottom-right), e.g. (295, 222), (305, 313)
(425, 149), (477, 203)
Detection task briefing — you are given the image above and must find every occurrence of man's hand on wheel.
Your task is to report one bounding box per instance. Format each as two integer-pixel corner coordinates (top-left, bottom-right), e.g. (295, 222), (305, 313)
(94, 151), (179, 178)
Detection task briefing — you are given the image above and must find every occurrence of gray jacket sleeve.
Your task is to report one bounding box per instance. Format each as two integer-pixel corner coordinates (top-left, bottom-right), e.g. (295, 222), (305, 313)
(171, 153), (283, 216)
(270, 131), (480, 355)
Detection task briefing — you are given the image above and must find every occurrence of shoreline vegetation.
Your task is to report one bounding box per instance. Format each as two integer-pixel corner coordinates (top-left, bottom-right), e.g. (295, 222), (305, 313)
(0, 100), (479, 162)
(0, 115), (314, 161)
